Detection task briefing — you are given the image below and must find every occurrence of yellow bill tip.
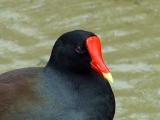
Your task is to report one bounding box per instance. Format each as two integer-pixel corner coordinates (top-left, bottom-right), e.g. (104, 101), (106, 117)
(102, 72), (114, 83)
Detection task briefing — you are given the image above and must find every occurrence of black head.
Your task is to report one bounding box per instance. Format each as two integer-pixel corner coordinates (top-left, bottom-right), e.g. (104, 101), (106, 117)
(47, 30), (114, 82)
(47, 30), (96, 73)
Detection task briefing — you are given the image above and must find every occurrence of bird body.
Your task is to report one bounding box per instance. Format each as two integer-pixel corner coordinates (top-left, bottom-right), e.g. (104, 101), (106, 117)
(0, 30), (115, 120)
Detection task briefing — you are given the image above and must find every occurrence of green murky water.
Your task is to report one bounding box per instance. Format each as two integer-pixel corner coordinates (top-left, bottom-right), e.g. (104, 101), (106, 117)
(0, 0), (160, 119)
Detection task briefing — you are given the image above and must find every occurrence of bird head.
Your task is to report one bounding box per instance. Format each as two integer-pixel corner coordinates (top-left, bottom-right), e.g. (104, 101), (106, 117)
(47, 30), (113, 83)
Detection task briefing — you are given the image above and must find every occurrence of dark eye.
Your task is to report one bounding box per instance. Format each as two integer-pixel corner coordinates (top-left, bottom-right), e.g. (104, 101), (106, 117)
(75, 46), (86, 54)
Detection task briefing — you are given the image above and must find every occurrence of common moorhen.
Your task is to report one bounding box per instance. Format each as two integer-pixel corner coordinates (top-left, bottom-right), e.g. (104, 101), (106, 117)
(0, 30), (115, 120)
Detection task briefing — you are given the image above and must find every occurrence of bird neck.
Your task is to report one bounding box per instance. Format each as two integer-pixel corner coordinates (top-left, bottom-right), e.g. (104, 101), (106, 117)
(46, 57), (91, 75)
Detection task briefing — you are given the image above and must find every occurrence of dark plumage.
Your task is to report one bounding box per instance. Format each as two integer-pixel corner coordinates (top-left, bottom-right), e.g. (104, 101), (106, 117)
(0, 30), (115, 120)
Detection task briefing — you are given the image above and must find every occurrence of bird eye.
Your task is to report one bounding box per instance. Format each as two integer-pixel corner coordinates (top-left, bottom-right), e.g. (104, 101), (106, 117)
(75, 46), (85, 54)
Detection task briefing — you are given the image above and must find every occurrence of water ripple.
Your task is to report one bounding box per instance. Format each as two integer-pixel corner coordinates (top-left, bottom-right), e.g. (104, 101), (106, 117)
(111, 63), (152, 72)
